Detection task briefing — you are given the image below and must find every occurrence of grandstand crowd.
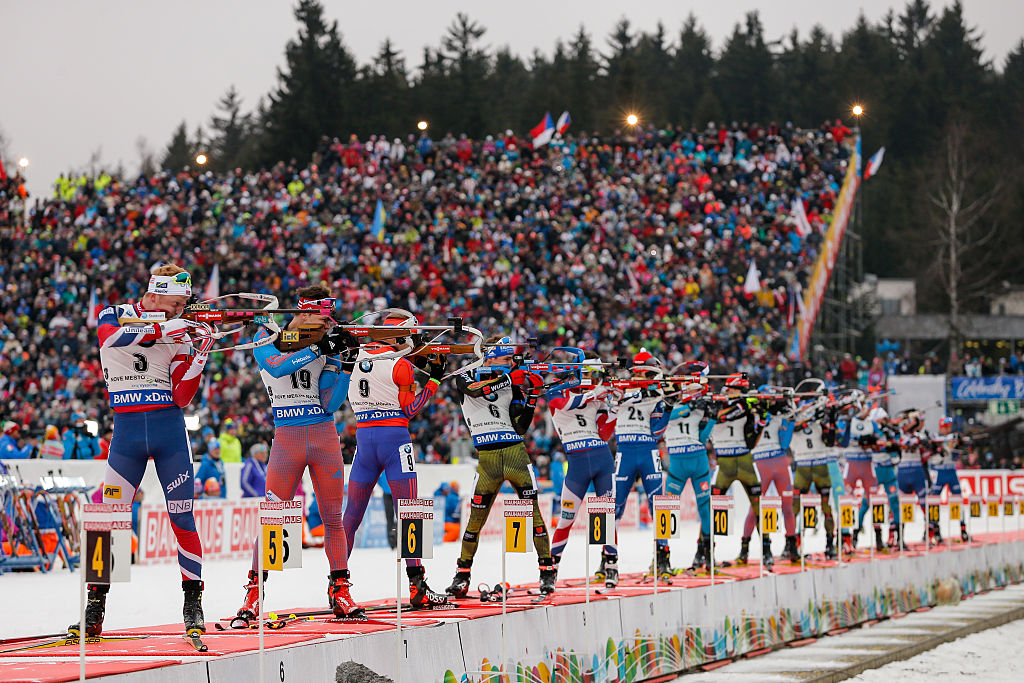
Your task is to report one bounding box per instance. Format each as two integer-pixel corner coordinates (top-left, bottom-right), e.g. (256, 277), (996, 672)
(2, 119), (1012, 468)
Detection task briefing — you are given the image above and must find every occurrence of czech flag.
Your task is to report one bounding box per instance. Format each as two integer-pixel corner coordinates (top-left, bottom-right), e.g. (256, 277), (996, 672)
(556, 111), (571, 136)
(530, 112), (555, 148)
(863, 146), (886, 180)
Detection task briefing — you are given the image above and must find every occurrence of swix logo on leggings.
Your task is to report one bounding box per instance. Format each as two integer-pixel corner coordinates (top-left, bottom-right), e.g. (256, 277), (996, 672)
(165, 471), (190, 494)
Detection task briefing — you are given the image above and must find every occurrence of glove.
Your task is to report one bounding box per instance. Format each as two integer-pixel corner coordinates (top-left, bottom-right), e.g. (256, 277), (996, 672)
(315, 327), (358, 356)
(428, 355), (447, 382)
(159, 318), (199, 342)
(191, 322), (216, 354)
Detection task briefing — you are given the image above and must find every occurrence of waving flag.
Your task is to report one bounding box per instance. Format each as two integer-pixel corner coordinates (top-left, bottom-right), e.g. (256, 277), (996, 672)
(743, 260), (761, 294)
(86, 287), (100, 328)
(556, 111), (572, 136)
(791, 198), (812, 238)
(530, 112), (555, 148)
(863, 147), (886, 180)
(202, 263), (220, 300)
(371, 198), (386, 241)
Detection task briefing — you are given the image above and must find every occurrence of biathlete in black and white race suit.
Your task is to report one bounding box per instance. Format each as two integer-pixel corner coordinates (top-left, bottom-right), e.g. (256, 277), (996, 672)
(445, 336), (555, 598)
(71, 266), (212, 639)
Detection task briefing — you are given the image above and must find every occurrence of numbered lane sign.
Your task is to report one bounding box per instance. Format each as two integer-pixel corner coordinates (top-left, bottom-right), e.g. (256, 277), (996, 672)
(987, 497), (1000, 518)
(950, 500), (962, 521)
(260, 500), (303, 570)
(398, 498), (435, 559)
(899, 494), (917, 524)
(969, 495), (983, 518)
(926, 495), (942, 525)
(1004, 499), (1015, 517)
(587, 496), (615, 546)
(652, 495), (681, 540)
(711, 495), (733, 537)
(869, 494), (888, 526)
(504, 498), (533, 553)
(83, 503), (112, 585)
(1018, 496), (1024, 516)
(839, 495), (858, 530)
(110, 503), (133, 583)
(800, 493), (820, 530)
(760, 496), (782, 535)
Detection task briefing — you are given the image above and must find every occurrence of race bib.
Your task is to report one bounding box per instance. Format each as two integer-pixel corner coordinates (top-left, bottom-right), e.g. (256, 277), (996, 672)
(399, 443), (416, 473)
(652, 449), (662, 473)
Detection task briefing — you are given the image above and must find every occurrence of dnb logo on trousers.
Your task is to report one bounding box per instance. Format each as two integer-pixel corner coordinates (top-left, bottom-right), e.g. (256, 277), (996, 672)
(168, 500), (193, 514)
(103, 485), (122, 499)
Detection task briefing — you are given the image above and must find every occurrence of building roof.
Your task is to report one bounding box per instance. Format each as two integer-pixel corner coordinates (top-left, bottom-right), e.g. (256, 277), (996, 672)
(875, 314), (1024, 340)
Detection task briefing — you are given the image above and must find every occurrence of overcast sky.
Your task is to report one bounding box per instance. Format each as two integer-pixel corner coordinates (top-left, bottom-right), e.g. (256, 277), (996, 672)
(2, 0), (1021, 199)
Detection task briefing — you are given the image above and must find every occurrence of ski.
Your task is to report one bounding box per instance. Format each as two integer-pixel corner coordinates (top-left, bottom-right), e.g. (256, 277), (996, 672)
(183, 628), (208, 652)
(1, 634), (149, 654)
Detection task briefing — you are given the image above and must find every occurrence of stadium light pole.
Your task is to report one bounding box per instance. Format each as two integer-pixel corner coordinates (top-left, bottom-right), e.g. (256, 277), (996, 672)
(17, 157), (29, 230)
(851, 104), (865, 358)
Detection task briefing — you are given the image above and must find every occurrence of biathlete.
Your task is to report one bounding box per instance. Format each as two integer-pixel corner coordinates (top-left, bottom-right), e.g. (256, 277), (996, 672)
(708, 376), (769, 566)
(661, 361), (715, 570)
(235, 285), (364, 625)
(71, 265), (211, 644)
(895, 410), (940, 545)
(788, 381), (839, 560)
(340, 312), (451, 608)
(445, 336), (556, 597)
(547, 353), (619, 587)
(610, 350), (670, 578)
(928, 416), (969, 542)
(741, 390), (798, 562)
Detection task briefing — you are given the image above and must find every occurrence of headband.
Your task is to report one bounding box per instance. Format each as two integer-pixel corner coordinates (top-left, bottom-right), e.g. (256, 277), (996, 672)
(297, 297), (336, 312)
(148, 272), (192, 296)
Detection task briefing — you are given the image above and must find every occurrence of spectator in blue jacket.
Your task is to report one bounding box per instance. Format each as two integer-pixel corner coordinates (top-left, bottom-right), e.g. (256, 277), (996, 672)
(62, 413), (100, 460)
(195, 439), (227, 498)
(2, 422), (35, 459)
(240, 443), (268, 498)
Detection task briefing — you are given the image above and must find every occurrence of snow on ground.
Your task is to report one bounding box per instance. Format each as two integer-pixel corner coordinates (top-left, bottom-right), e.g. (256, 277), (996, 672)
(2, 515), (925, 640)
(849, 617), (1024, 683)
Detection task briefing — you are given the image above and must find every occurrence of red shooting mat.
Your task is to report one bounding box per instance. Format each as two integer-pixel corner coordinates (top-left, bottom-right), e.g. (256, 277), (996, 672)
(0, 632), (319, 658)
(0, 660), (180, 683)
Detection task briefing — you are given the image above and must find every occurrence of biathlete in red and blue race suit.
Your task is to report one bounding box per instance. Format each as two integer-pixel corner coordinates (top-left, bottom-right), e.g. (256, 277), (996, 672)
(234, 285), (365, 624)
(71, 265), (211, 637)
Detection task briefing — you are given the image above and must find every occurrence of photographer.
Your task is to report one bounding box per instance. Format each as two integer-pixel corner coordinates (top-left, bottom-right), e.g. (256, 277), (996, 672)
(62, 412), (101, 460)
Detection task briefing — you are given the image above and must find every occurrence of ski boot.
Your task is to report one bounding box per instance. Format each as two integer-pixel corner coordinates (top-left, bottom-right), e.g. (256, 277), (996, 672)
(841, 532), (854, 556)
(408, 566), (451, 609)
(783, 535), (800, 563)
(852, 528), (860, 551)
(446, 560), (472, 598)
(602, 551), (619, 589)
(538, 559), (557, 595)
(875, 527), (886, 552)
(594, 552), (608, 583)
(232, 570), (267, 628)
(328, 570), (365, 618)
(182, 580), (208, 652)
(928, 523), (943, 546)
(761, 537), (774, 570)
(960, 525), (971, 543)
(691, 534), (710, 571)
(736, 536), (751, 565)
(68, 583), (109, 637)
(824, 534), (837, 560)
(654, 544), (673, 581)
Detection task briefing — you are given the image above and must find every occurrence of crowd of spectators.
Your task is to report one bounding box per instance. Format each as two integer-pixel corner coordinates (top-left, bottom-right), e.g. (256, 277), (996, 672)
(1, 120), (855, 464)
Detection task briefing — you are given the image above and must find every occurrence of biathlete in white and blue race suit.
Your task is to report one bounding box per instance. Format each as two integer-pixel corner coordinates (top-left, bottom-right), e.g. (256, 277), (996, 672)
(610, 349), (670, 575)
(72, 265), (212, 637)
